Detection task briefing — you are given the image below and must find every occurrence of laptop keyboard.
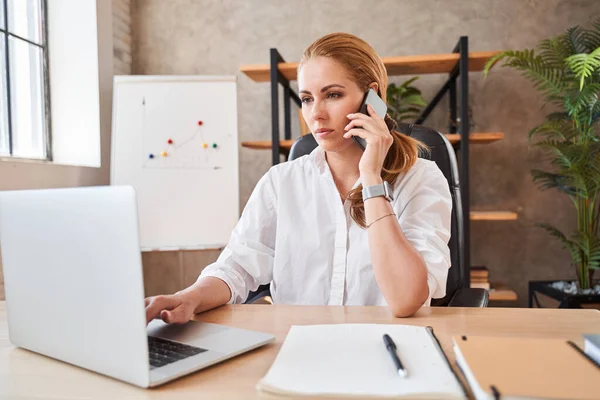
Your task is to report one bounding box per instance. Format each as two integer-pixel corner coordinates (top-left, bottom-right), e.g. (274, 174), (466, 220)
(148, 336), (208, 370)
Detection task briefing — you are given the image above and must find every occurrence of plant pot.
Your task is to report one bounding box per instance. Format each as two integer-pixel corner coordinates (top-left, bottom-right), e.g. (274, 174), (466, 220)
(528, 279), (600, 308)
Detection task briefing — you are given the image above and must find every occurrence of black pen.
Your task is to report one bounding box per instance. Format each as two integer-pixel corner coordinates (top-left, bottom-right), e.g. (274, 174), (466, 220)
(383, 334), (407, 378)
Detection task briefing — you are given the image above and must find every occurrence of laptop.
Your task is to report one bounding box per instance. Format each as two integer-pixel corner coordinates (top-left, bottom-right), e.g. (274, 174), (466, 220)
(0, 185), (275, 388)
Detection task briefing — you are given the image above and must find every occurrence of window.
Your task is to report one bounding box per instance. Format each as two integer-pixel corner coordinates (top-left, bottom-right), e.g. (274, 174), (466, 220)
(0, 0), (50, 160)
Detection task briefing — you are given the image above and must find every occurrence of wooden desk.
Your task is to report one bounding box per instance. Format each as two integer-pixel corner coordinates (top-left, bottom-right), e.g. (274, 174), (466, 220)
(1, 302), (599, 399)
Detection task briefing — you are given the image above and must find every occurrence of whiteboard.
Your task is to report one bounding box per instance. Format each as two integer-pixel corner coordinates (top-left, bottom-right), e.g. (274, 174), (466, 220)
(111, 75), (239, 250)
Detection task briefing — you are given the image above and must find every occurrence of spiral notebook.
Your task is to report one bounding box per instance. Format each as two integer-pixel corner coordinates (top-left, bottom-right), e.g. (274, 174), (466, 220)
(256, 324), (465, 399)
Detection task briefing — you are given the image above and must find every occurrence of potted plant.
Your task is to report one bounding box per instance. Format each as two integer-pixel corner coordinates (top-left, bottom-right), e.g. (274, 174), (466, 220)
(386, 77), (426, 123)
(484, 20), (600, 295)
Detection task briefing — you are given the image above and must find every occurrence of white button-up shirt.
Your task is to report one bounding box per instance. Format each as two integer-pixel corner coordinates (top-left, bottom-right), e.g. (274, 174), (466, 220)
(199, 147), (452, 307)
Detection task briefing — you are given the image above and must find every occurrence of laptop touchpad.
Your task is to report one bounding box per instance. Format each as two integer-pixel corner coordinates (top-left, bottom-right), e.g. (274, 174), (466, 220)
(147, 320), (266, 354)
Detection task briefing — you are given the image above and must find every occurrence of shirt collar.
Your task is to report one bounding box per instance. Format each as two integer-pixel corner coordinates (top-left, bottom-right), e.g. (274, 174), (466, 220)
(310, 146), (328, 175)
(310, 146), (362, 189)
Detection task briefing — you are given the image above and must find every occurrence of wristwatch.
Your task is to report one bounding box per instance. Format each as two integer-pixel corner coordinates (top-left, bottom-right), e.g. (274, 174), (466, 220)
(362, 181), (394, 202)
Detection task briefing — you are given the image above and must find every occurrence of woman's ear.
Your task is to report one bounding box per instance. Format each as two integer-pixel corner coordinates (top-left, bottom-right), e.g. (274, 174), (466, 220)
(368, 82), (379, 93)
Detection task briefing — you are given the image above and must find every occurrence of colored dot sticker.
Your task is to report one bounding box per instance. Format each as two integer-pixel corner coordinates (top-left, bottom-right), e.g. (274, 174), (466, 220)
(202, 143), (208, 149)
(212, 143), (218, 148)
(167, 139), (173, 144)
(197, 120), (204, 126)
(161, 151), (168, 157)
(148, 154), (154, 159)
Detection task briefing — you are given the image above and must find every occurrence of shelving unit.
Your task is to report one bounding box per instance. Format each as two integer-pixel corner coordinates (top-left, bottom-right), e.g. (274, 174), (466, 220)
(239, 37), (518, 298)
(240, 51), (501, 82)
(240, 132), (505, 151)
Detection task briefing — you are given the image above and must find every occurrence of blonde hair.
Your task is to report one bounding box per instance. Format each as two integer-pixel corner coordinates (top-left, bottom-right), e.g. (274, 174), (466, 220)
(299, 32), (425, 228)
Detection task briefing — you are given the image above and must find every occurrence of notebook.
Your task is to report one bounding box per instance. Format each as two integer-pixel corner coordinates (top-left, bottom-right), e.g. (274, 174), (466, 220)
(584, 334), (600, 365)
(453, 335), (600, 400)
(256, 324), (465, 399)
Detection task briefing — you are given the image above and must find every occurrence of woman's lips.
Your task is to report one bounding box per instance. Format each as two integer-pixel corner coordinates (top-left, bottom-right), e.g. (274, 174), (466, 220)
(315, 129), (334, 138)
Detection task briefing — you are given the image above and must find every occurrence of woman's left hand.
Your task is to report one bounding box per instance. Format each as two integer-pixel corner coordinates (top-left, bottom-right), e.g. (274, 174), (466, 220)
(343, 104), (393, 177)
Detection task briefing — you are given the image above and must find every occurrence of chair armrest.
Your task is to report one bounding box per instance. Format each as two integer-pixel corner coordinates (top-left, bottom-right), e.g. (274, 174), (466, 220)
(244, 287), (272, 304)
(448, 288), (489, 307)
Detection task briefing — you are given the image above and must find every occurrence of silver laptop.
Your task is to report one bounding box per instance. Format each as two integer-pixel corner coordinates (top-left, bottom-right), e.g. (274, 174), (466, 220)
(0, 185), (275, 388)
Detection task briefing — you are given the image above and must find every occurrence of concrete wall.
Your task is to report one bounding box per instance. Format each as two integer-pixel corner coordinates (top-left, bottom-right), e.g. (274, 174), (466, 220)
(113, 0), (133, 74)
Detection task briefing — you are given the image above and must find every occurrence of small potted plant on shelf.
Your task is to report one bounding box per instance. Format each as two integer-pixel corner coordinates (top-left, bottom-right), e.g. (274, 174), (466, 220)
(386, 77), (426, 123)
(484, 20), (600, 304)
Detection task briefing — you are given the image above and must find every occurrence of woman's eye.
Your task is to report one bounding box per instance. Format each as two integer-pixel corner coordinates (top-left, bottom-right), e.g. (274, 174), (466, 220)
(301, 97), (313, 104)
(327, 92), (342, 99)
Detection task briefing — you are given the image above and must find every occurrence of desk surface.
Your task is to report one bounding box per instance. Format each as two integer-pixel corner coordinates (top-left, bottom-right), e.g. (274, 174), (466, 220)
(1, 302), (599, 399)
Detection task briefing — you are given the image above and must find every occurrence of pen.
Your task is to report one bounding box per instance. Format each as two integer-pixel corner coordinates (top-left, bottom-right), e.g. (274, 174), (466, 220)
(383, 334), (407, 378)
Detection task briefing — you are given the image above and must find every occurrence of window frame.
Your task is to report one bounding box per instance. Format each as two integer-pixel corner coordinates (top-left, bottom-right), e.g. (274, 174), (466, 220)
(0, 0), (52, 160)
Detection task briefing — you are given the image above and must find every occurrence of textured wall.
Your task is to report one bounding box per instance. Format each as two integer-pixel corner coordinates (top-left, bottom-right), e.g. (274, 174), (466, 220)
(113, 0), (133, 74)
(131, 0), (600, 306)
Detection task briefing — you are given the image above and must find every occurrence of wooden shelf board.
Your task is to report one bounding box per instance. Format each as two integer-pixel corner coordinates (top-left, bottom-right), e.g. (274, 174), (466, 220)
(242, 140), (294, 150)
(470, 211), (518, 221)
(240, 51), (502, 82)
(445, 132), (504, 144)
(241, 132), (504, 151)
(488, 288), (518, 302)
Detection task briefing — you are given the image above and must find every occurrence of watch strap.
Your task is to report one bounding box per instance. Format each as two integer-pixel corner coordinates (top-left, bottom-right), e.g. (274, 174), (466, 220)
(362, 181), (394, 202)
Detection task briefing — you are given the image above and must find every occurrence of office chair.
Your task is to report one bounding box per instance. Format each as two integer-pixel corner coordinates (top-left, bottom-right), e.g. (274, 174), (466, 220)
(246, 124), (489, 307)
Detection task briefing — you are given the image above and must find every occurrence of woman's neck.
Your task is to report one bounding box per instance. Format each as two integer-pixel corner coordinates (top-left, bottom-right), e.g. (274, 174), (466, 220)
(325, 146), (363, 191)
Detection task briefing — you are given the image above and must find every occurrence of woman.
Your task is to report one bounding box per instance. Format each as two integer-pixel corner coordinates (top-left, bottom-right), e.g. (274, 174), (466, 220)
(145, 32), (452, 321)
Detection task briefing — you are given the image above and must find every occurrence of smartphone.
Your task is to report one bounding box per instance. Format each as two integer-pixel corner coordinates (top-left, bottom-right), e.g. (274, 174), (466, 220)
(353, 88), (388, 150)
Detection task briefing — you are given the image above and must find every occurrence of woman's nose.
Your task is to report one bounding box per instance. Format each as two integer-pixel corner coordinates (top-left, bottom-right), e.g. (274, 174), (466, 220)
(311, 100), (327, 120)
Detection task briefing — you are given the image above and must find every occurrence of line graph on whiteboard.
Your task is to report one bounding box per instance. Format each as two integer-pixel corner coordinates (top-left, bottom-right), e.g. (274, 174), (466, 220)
(140, 96), (234, 170)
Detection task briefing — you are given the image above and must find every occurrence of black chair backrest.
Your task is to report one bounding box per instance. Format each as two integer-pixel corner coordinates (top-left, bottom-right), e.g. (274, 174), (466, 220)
(397, 123), (464, 305)
(287, 125), (464, 306)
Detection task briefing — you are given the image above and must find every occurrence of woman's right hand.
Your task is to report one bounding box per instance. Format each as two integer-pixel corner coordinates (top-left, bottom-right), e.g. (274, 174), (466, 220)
(145, 293), (196, 324)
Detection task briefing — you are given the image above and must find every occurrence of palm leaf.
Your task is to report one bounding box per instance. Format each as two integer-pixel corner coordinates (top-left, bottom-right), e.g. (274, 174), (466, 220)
(590, 95), (600, 125)
(581, 18), (600, 53)
(528, 118), (575, 141)
(531, 169), (580, 196)
(564, 83), (600, 116)
(562, 26), (589, 55)
(589, 234), (600, 269)
(537, 223), (580, 263)
(483, 52), (511, 77)
(565, 47), (600, 90)
(492, 49), (565, 103)
(535, 140), (577, 169)
(539, 38), (568, 69)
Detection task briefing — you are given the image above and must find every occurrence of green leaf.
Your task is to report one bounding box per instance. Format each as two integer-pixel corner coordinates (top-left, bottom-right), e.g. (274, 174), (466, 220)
(528, 119), (575, 142)
(581, 19), (600, 53)
(565, 47), (600, 90)
(531, 169), (574, 194)
(386, 77), (426, 123)
(562, 26), (589, 55)
(564, 83), (600, 116)
(400, 95), (427, 107)
(537, 223), (578, 258)
(483, 52), (509, 77)
(400, 77), (419, 87)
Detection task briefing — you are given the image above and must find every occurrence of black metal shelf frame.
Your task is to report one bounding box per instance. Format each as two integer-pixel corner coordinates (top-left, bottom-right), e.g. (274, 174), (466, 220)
(267, 37), (471, 286)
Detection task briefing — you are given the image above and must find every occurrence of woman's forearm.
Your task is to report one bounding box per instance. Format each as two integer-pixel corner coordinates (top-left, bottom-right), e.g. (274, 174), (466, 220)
(363, 177), (429, 317)
(178, 276), (232, 314)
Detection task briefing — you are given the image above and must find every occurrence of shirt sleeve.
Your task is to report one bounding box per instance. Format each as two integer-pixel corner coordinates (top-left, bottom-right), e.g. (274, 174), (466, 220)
(395, 161), (453, 306)
(198, 169), (278, 304)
